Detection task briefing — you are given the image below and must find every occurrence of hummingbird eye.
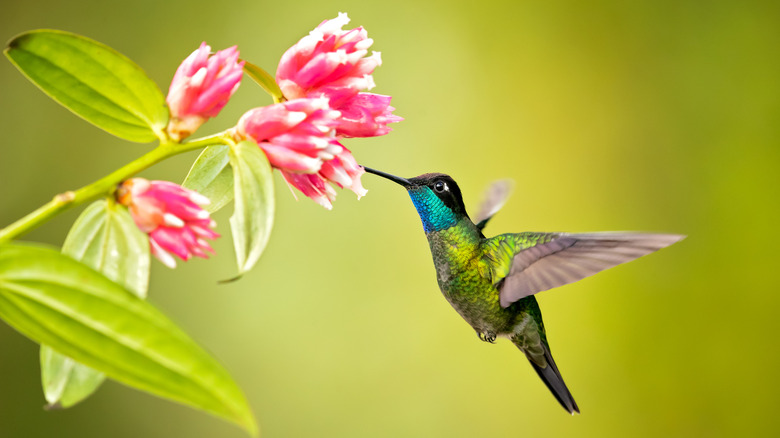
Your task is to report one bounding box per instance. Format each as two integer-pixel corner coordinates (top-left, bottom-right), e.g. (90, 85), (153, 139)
(433, 181), (447, 193)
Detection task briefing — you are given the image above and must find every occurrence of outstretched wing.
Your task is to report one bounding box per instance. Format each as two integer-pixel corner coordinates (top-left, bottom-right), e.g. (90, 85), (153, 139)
(497, 232), (684, 308)
(473, 179), (514, 231)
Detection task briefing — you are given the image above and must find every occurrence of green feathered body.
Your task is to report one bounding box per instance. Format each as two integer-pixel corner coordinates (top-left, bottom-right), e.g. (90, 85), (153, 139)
(426, 218), (552, 348)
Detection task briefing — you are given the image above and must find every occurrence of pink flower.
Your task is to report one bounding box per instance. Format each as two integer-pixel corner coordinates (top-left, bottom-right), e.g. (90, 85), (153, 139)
(333, 93), (403, 137)
(275, 13), (402, 137)
(235, 98), (343, 173)
(276, 12), (381, 107)
(234, 98), (367, 209)
(281, 145), (367, 210)
(166, 42), (244, 141)
(117, 178), (219, 268)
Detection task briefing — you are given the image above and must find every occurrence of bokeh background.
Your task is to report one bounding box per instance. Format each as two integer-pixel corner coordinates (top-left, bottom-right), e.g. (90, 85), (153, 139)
(1, 0), (779, 437)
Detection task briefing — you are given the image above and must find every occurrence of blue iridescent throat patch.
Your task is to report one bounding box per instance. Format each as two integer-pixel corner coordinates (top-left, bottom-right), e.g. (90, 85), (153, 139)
(408, 187), (458, 233)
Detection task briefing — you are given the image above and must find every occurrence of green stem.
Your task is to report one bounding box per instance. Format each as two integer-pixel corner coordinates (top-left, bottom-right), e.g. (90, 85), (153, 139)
(0, 133), (231, 243)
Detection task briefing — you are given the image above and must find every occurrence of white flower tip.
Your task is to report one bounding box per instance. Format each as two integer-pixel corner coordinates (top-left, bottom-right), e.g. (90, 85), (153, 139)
(329, 167), (352, 187)
(335, 12), (351, 27)
(306, 29), (325, 43)
(151, 241), (178, 269)
(364, 74), (376, 90)
(312, 96), (331, 110)
(196, 209), (210, 220)
(315, 197), (334, 210)
(334, 49), (350, 65)
(163, 213), (185, 228)
(287, 111), (308, 125)
(324, 142), (343, 155)
(318, 12), (350, 36)
(370, 51), (382, 65)
(190, 67), (208, 87)
(311, 136), (330, 149)
(355, 39), (373, 51)
(189, 191), (211, 206)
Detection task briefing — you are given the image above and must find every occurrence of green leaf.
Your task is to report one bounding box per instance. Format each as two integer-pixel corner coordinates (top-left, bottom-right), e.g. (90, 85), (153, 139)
(40, 347), (106, 410)
(183, 146), (234, 213)
(41, 199), (151, 408)
(4, 29), (168, 142)
(242, 60), (284, 103)
(0, 243), (257, 435)
(229, 140), (275, 276)
(61, 199), (150, 297)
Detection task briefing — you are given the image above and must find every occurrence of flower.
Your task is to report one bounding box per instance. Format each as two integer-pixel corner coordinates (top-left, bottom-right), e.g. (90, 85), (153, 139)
(166, 43), (244, 141)
(333, 93), (403, 137)
(276, 12), (381, 107)
(117, 178), (219, 268)
(234, 98), (367, 209)
(229, 13), (402, 209)
(235, 98), (342, 173)
(275, 13), (401, 137)
(281, 145), (367, 209)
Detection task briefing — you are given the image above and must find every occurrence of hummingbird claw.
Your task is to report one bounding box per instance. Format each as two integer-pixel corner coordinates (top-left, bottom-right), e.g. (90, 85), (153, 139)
(478, 331), (497, 344)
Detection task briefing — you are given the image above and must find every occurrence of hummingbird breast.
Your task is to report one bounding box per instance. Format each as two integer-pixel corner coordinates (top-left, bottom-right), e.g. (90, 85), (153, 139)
(427, 222), (518, 335)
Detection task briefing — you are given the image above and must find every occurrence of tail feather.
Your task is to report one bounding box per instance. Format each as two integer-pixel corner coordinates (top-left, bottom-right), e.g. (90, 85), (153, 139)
(526, 341), (580, 414)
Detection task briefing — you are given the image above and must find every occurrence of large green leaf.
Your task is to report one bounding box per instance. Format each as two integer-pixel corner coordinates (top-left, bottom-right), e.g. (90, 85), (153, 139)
(4, 29), (168, 142)
(229, 140), (275, 276)
(183, 146), (234, 213)
(41, 199), (150, 408)
(0, 243), (257, 435)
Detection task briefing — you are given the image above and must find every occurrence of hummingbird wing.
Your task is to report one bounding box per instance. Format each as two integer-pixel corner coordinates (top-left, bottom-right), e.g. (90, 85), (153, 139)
(473, 179), (514, 231)
(493, 232), (684, 308)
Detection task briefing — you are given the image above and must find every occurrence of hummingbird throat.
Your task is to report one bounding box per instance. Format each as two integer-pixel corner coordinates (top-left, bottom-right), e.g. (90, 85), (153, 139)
(408, 188), (459, 233)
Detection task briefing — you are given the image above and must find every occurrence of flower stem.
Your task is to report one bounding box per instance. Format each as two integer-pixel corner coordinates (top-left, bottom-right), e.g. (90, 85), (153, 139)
(0, 133), (231, 243)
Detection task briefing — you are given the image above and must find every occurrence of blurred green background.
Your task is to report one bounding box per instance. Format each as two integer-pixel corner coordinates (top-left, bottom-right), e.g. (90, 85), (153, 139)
(1, 0), (779, 437)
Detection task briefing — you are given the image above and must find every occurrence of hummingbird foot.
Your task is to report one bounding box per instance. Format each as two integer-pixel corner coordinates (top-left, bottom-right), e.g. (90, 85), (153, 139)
(478, 331), (497, 344)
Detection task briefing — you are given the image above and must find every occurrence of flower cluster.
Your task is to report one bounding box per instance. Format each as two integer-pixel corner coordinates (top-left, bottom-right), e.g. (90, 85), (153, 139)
(234, 12), (401, 209)
(118, 179), (219, 268)
(132, 13), (400, 267)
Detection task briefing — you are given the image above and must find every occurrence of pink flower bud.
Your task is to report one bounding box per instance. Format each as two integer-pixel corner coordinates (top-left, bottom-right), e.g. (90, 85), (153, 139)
(333, 93), (403, 137)
(276, 12), (381, 107)
(117, 178), (219, 268)
(166, 43), (244, 141)
(235, 98), (342, 173)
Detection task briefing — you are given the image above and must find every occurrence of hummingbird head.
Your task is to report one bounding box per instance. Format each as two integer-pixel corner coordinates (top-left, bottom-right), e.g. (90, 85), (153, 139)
(363, 167), (469, 232)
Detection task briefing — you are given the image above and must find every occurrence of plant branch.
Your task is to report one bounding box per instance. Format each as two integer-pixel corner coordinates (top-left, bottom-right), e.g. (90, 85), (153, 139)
(0, 132), (232, 243)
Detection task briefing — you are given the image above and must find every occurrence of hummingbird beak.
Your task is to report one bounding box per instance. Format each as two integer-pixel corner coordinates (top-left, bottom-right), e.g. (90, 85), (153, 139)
(362, 166), (412, 188)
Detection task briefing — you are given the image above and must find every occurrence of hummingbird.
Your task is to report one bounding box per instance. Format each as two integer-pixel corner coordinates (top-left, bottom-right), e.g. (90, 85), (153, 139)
(363, 167), (684, 414)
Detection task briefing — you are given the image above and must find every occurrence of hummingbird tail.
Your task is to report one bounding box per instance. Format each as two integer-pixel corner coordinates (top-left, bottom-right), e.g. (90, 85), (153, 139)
(516, 338), (580, 414)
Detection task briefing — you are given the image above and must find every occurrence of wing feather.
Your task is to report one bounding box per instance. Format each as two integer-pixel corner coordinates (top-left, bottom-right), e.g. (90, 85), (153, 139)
(499, 233), (684, 308)
(474, 179), (514, 231)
